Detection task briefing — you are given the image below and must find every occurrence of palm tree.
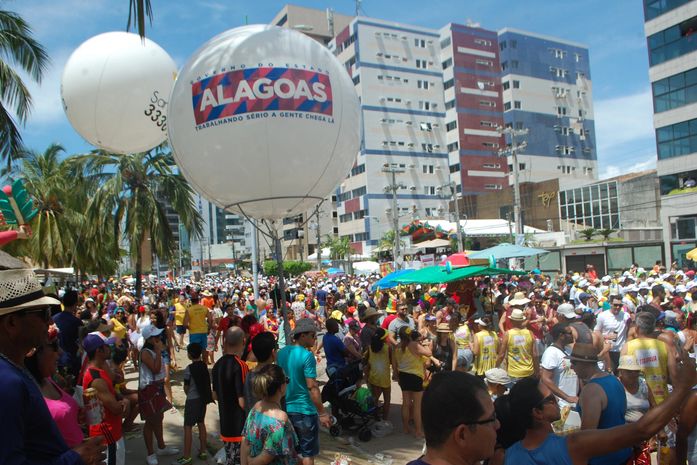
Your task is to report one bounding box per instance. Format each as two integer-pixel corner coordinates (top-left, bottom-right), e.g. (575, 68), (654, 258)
(0, 9), (49, 166)
(72, 147), (203, 298)
(378, 230), (405, 255)
(6, 144), (76, 267)
(4, 143), (122, 275)
(323, 234), (356, 273)
(128, 0), (153, 38)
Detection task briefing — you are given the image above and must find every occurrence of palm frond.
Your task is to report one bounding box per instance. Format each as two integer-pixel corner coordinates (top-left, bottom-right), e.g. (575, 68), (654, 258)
(127, 0), (153, 39)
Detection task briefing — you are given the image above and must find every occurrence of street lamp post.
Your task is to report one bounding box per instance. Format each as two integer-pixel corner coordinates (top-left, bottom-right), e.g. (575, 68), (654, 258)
(382, 163), (406, 269)
(497, 126), (529, 241)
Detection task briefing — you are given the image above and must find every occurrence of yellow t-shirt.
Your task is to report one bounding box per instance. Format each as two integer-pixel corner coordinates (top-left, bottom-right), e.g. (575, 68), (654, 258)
(110, 317), (128, 341)
(368, 345), (391, 389)
(453, 324), (472, 350)
(187, 304), (209, 334)
(626, 337), (669, 404)
(174, 302), (187, 326)
(506, 328), (534, 378)
(474, 330), (499, 376)
(395, 344), (424, 379)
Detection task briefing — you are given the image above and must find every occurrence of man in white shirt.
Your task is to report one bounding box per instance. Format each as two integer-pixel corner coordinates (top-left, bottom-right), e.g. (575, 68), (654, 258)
(540, 323), (578, 407)
(594, 295), (631, 372)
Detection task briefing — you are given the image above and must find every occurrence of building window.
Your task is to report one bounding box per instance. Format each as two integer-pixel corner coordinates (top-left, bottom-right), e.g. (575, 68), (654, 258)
(419, 101), (432, 110)
(442, 58), (453, 70)
(550, 67), (568, 78)
(503, 81), (510, 90)
(417, 80), (431, 89)
(645, 0), (693, 22)
(350, 164), (366, 176)
(474, 38), (492, 47)
(574, 53), (581, 62)
(648, 15), (697, 66)
(653, 67), (697, 112)
(416, 59), (429, 69)
(482, 163), (500, 169)
(423, 164), (434, 174)
(482, 142), (499, 148)
(656, 117), (697, 159)
(511, 60), (519, 69)
(480, 120), (495, 127)
(513, 80), (520, 88)
(445, 99), (455, 110)
(551, 48), (567, 58)
(557, 106), (568, 116)
(446, 121), (457, 131)
(500, 41), (507, 50)
(420, 122), (433, 131)
(424, 186), (436, 195)
(450, 163), (460, 173)
(414, 38), (426, 48)
(510, 40), (517, 48)
(444, 79), (454, 90)
(514, 101), (521, 109)
(476, 59), (493, 67)
(440, 36), (452, 48)
(447, 142), (459, 152)
(422, 143), (435, 153)
(504, 102), (512, 111)
(352, 75), (360, 85)
(484, 184), (502, 190)
(480, 100), (496, 107)
(559, 181), (620, 229)
(501, 61), (508, 71)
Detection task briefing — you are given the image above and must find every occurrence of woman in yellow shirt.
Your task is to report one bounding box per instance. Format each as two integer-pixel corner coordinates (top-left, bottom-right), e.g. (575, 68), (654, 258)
(472, 316), (500, 376)
(365, 327), (392, 420)
(391, 326), (432, 437)
(110, 307), (129, 343)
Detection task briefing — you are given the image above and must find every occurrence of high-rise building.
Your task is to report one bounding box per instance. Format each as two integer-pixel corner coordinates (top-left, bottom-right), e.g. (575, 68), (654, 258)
(331, 18), (451, 255)
(497, 29), (597, 184)
(644, 0), (697, 265)
(191, 194), (248, 270)
(439, 23), (507, 194)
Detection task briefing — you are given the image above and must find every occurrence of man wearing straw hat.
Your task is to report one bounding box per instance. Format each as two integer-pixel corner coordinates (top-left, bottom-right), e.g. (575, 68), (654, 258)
(497, 307), (538, 383)
(0, 268), (106, 465)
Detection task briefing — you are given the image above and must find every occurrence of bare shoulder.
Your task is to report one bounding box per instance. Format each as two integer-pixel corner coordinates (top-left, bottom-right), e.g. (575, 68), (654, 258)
(264, 408), (289, 422)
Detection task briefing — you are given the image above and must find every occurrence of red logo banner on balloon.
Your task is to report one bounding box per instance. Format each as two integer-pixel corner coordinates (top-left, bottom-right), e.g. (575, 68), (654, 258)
(192, 67), (333, 124)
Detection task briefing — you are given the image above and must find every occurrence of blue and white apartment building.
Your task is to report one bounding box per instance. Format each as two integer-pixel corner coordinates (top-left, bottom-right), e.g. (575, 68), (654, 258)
(497, 29), (598, 184)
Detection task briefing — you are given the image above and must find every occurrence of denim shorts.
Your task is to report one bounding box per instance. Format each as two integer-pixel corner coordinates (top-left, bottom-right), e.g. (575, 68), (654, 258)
(288, 412), (319, 457)
(189, 333), (207, 349)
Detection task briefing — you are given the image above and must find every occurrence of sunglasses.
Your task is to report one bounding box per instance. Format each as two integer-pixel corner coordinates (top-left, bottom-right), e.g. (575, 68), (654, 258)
(19, 306), (51, 321)
(612, 303), (623, 307)
(536, 393), (557, 408)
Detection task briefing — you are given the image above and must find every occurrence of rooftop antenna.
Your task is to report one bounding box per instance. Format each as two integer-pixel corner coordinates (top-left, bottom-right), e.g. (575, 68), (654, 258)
(355, 0), (362, 17)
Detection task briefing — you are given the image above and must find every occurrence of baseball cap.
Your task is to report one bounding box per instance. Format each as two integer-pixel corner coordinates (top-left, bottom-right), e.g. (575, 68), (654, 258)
(484, 368), (511, 386)
(557, 303), (578, 319)
(82, 333), (115, 353)
(141, 324), (164, 340)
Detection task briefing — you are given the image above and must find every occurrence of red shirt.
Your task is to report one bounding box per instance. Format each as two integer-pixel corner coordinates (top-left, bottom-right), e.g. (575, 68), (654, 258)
(381, 314), (398, 330)
(82, 365), (123, 443)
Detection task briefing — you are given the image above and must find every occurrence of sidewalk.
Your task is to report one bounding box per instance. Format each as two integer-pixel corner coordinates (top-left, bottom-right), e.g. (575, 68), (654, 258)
(121, 341), (424, 465)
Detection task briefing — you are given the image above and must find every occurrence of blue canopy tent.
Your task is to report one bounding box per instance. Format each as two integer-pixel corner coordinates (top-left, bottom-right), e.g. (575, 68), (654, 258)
(467, 243), (548, 260)
(373, 269), (417, 289)
(326, 267), (345, 275)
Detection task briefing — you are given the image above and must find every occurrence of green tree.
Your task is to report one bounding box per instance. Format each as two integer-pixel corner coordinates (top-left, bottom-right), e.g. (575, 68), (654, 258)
(597, 228), (616, 240)
(73, 148), (203, 298)
(0, 9), (49, 165)
(127, 0), (153, 38)
(378, 230), (405, 254)
(578, 228), (597, 241)
(4, 144), (123, 275)
(322, 234), (355, 273)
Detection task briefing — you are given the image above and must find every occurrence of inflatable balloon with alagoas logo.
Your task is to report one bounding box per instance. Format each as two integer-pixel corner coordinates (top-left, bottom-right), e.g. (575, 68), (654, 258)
(167, 25), (361, 220)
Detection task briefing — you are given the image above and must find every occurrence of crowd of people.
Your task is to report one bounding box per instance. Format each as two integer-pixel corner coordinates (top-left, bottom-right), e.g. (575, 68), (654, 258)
(1, 259), (697, 465)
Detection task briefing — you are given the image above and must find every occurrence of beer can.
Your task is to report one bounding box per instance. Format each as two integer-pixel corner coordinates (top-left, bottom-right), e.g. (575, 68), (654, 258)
(84, 387), (103, 425)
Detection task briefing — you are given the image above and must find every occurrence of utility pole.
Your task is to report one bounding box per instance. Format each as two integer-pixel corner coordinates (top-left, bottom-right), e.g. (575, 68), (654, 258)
(382, 163), (406, 269)
(498, 126), (529, 241)
(310, 210), (322, 271)
(439, 182), (464, 252)
(250, 219), (259, 299)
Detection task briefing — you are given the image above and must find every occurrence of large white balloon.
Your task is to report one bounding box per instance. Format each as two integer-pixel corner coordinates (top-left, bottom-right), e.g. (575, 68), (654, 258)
(168, 25), (360, 220)
(61, 32), (177, 154)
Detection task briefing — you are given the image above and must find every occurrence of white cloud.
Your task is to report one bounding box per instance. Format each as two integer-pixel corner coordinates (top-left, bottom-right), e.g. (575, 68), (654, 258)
(593, 88), (657, 177)
(15, 49), (71, 127)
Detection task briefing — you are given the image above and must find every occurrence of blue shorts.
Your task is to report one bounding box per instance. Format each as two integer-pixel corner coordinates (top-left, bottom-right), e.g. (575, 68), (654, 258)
(175, 325), (186, 335)
(288, 413), (319, 457)
(189, 333), (207, 349)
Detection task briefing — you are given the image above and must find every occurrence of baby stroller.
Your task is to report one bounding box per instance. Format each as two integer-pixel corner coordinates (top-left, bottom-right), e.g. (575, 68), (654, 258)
(321, 361), (379, 441)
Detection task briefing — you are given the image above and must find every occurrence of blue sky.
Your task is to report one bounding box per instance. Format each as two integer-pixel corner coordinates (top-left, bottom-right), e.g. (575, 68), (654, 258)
(13, 0), (655, 178)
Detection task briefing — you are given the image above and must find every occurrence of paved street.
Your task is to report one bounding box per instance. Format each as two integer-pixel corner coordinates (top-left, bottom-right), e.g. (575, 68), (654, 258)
(121, 339), (424, 465)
